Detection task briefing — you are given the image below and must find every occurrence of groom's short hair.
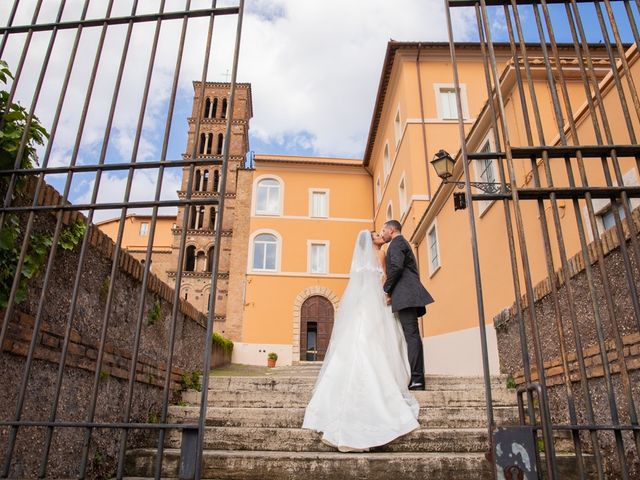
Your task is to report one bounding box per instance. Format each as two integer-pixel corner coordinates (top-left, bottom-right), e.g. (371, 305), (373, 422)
(384, 220), (402, 233)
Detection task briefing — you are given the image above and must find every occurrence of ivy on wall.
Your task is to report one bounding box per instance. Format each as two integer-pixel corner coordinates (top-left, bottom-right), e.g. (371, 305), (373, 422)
(0, 60), (84, 307)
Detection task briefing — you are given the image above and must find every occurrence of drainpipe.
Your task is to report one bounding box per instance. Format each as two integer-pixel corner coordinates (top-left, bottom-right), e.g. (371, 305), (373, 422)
(416, 43), (433, 200)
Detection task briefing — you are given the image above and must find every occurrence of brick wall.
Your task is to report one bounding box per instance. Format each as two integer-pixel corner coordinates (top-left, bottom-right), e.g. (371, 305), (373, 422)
(494, 207), (640, 477)
(0, 178), (210, 479)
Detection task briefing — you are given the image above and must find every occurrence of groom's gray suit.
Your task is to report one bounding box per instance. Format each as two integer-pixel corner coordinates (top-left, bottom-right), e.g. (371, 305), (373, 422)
(383, 235), (434, 387)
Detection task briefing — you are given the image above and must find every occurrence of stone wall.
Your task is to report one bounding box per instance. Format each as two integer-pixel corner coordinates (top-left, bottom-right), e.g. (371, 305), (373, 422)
(0, 178), (210, 479)
(494, 207), (640, 477)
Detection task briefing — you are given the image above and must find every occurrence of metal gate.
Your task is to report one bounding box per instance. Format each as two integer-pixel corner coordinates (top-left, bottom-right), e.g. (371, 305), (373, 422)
(445, 0), (640, 478)
(0, 1), (244, 478)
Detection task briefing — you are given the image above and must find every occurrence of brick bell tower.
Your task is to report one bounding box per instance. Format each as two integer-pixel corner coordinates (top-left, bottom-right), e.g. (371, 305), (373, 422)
(168, 81), (253, 341)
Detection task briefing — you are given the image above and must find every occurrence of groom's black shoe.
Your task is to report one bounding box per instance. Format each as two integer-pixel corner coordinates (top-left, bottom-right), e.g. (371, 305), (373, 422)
(408, 382), (425, 391)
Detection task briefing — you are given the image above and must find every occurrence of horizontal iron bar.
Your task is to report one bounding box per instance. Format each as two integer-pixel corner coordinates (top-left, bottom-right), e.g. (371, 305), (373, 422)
(448, 0), (611, 7)
(467, 145), (640, 160)
(0, 158), (224, 177)
(0, 198), (219, 213)
(0, 420), (197, 429)
(519, 424), (640, 431)
(471, 186), (640, 201)
(0, 7), (240, 35)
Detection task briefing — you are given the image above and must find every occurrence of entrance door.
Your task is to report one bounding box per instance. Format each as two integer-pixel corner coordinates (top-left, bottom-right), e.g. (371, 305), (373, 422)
(300, 296), (334, 361)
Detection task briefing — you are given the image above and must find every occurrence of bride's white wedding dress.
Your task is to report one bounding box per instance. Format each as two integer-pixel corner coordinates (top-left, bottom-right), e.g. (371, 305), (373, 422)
(302, 230), (420, 451)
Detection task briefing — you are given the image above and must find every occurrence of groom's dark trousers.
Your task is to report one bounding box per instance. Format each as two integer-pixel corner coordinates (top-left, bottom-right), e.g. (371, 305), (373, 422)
(398, 307), (425, 385)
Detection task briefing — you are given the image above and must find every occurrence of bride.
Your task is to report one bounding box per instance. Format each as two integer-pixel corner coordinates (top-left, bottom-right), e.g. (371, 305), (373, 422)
(302, 229), (420, 452)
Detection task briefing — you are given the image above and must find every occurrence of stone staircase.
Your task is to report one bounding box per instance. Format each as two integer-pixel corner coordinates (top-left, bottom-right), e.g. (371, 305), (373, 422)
(123, 364), (591, 479)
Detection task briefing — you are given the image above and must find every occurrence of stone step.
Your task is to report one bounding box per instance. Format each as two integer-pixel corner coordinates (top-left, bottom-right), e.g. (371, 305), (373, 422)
(205, 375), (511, 392)
(124, 449), (596, 480)
(164, 426), (490, 453)
(182, 387), (517, 408)
(167, 405), (520, 429)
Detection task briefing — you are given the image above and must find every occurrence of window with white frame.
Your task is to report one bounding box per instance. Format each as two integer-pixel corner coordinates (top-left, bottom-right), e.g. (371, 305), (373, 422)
(139, 222), (148, 236)
(427, 224), (441, 274)
(394, 108), (402, 146)
(383, 143), (391, 179)
(376, 176), (382, 205)
(386, 202), (393, 221)
(399, 176), (407, 217)
(475, 136), (498, 215)
(310, 190), (328, 218)
(438, 87), (458, 120)
(309, 242), (328, 274)
(597, 201), (627, 235)
(255, 178), (281, 215)
(252, 233), (278, 271)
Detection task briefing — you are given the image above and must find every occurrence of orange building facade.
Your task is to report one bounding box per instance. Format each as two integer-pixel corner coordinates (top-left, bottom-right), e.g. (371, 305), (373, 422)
(98, 41), (638, 373)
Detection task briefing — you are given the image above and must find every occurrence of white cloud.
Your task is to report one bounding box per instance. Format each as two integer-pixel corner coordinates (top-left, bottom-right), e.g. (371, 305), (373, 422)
(1, 0), (478, 198)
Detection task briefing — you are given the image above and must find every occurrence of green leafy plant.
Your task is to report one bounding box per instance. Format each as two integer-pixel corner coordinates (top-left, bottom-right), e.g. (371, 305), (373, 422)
(147, 300), (161, 326)
(0, 218), (85, 308)
(99, 370), (110, 381)
(212, 332), (234, 354)
(59, 220), (86, 251)
(268, 352), (278, 361)
(0, 60), (49, 181)
(99, 276), (110, 304)
(179, 370), (202, 392)
(147, 410), (160, 424)
(506, 375), (516, 389)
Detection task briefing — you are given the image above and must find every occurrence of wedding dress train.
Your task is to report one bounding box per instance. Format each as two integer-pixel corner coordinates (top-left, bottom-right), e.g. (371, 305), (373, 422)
(302, 230), (420, 451)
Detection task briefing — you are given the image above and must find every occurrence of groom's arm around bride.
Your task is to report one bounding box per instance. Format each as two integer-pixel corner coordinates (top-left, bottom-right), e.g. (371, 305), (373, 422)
(381, 220), (434, 390)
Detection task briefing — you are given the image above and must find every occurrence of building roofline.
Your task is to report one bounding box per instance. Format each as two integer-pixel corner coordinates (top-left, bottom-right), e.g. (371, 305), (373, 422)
(254, 153), (363, 167)
(95, 214), (176, 226)
(362, 41), (612, 167)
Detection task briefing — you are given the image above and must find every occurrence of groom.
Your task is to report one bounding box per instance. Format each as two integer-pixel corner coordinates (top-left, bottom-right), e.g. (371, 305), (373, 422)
(381, 220), (434, 391)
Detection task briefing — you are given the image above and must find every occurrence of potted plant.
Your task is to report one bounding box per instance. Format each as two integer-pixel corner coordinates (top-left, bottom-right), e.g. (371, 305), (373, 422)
(267, 352), (278, 368)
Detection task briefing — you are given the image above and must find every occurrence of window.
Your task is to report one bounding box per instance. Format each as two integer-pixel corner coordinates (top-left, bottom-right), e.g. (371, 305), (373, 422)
(253, 234), (277, 271)
(206, 133), (213, 155)
(394, 108), (402, 146)
(139, 222), (148, 236)
(475, 136), (498, 216)
(209, 207), (217, 230)
(376, 176), (382, 206)
(221, 98), (228, 119)
(598, 202), (627, 234)
(438, 87), (458, 120)
(212, 97), (218, 118)
(427, 224), (440, 274)
(383, 143), (390, 179)
(207, 246), (215, 272)
(185, 246), (196, 272)
(216, 133), (223, 155)
(386, 202), (393, 221)
(309, 242), (327, 274)
(204, 97), (211, 118)
(398, 176), (407, 217)
(310, 190), (328, 218)
(255, 178), (281, 215)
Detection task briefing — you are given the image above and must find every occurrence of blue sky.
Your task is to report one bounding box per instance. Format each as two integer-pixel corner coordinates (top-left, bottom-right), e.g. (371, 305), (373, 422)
(1, 0), (639, 221)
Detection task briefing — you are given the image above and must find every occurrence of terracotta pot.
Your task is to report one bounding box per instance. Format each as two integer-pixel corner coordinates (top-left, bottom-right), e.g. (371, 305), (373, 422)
(267, 359), (276, 368)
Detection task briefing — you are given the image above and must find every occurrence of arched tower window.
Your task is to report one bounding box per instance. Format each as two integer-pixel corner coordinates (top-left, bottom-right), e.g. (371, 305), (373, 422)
(195, 170), (202, 191)
(207, 246), (216, 272)
(204, 97), (211, 118)
(216, 133), (223, 155)
(202, 170), (209, 191)
(212, 98), (218, 118)
(189, 206), (197, 229)
(199, 133), (206, 155)
(213, 170), (220, 192)
(185, 246), (196, 272)
(197, 206), (205, 229)
(209, 207), (217, 230)
(221, 98), (227, 119)
(206, 133), (213, 155)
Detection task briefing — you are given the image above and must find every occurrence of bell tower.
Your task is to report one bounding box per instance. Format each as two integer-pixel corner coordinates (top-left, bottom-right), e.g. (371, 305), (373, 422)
(168, 81), (253, 340)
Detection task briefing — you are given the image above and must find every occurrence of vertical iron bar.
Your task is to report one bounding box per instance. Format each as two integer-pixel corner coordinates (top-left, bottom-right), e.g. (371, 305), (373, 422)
(112, 0), (168, 480)
(194, 0), (245, 478)
(478, 0), (558, 476)
(444, 2), (495, 479)
(154, 1), (213, 477)
(0, 0), (20, 58)
(76, 1), (142, 476)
